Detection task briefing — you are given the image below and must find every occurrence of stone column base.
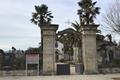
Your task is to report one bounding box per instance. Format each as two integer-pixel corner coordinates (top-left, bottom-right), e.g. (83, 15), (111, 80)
(84, 70), (99, 74)
(42, 71), (56, 75)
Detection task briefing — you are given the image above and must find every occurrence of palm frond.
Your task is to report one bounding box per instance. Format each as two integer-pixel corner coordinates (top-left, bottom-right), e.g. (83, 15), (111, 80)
(78, 0), (100, 25)
(92, 1), (97, 6)
(31, 4), (53, 25)
(71, 21), (81, 32)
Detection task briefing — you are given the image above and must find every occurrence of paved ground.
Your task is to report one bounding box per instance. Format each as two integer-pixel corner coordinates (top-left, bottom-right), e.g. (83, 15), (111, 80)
(0, 74), (120, 80)
(0, 66), (120, 80)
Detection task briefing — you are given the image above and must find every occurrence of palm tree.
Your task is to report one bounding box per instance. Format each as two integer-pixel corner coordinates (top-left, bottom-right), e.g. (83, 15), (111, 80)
(31, 4), (53, 25)
(31, 4), (53, 54)
(71, 21), (82, 47)
(72, 21), (81, 32)
(57, 29), (75, 61)
(57, 21), (82, 62)
(72, 21), (83, 62)
(78, 0), (100, 25)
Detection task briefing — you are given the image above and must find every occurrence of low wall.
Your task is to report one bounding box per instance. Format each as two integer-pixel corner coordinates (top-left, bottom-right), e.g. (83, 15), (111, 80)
(99, 68), (120, 74)
(0, 70), (39, 76)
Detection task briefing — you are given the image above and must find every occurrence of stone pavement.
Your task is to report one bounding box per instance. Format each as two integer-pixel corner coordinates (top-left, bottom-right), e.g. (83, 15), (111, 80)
(0, 74), (120, 80)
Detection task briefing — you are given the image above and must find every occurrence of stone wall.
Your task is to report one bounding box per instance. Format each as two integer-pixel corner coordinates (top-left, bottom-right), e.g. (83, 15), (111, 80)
(0, 70), (39, 76)
(99, 68), (120, 74)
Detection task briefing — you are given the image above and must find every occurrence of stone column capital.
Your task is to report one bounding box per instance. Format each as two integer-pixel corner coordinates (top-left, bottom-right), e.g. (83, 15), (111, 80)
(82, 24), (99, 31)
(81, 24), (99, 35)
(40, 24), (58, 31)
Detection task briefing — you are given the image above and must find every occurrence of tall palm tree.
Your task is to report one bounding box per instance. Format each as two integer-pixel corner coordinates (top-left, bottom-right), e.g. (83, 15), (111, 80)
(30, 4), (53, 54)
(78, 0), (100, 25)
(57, 21), (82, 61)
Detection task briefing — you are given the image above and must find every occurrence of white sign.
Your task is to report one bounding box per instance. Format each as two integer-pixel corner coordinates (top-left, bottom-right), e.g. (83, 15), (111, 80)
(26, 54), (39, 64)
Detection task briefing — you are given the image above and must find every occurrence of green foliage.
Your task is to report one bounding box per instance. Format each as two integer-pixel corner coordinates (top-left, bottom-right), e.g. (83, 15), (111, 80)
(31, 4), (53, 26)
(112, 59), (120, 67)
(106, 34), (112, 42)
(13, 55), (26, 70)
(0, 49), (4, 54)
(72, 21), (82, 32)
(78, 0), (100, 25)
(96, 34), (105, 41)
(30, 4), (53, 55)
(57, 21), (81, 47)
(57, 21), (82, 61)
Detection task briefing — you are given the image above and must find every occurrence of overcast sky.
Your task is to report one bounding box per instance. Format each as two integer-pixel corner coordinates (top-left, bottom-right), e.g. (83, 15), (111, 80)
(0, 0), (117, 51)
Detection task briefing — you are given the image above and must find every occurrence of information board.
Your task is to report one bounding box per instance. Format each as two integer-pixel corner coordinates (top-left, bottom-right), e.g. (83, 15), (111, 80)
(26, 54), (39, 64)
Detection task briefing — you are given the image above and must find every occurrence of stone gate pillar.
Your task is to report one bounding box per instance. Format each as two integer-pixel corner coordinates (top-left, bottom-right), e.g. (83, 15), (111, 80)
(41, 24), (58, 75)
(81, 25), (99, 74)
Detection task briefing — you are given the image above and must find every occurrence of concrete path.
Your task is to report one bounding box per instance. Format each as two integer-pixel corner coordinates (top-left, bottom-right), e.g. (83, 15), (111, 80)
(0, 74), (120, 80)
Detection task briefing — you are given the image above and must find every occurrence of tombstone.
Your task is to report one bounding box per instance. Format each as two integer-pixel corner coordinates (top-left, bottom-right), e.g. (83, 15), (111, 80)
(41, 24), (58, 75)
(81, 24), (99, 74)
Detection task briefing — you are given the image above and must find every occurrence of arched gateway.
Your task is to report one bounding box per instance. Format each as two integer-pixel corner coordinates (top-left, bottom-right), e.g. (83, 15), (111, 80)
(41, 24), (99, 75)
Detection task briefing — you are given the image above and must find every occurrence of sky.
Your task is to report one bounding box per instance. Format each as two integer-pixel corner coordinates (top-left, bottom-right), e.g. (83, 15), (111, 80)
(0, 0), (117, 51)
